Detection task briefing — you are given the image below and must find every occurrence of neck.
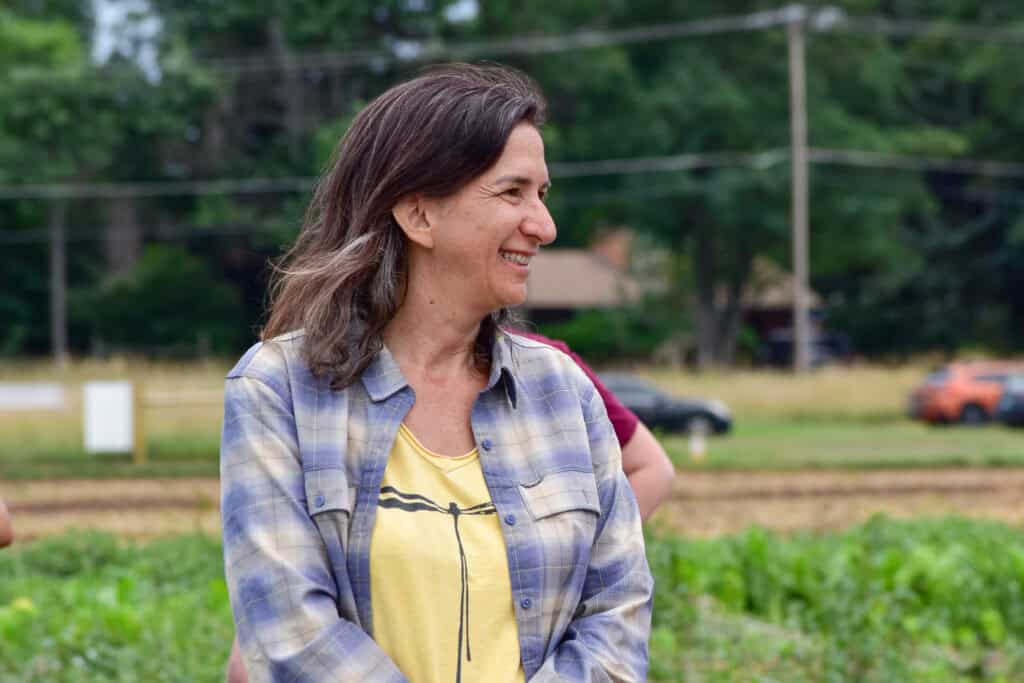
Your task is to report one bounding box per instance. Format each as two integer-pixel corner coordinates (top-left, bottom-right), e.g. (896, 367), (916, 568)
(383, 286), (487, 381)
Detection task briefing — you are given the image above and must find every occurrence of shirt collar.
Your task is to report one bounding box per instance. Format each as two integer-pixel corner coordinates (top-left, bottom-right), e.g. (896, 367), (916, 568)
(360, 344), (408, 402)
(489, 329), (519, 409)
(359, 329), (519, 409)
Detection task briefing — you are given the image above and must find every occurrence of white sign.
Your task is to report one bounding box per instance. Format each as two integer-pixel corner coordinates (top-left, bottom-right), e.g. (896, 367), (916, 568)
(83, 381), (134, 453)
(0, 383), (65, 411)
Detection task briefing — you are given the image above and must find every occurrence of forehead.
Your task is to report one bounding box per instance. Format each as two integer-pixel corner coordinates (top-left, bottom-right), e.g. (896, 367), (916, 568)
(484, 124), (548, 183)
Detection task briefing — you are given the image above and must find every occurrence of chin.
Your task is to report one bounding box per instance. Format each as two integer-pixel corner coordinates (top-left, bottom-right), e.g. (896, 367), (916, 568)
(499, 287), (528, 309)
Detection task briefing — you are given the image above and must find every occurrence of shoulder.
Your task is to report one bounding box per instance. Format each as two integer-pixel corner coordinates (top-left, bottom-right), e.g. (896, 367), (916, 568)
(511, 329), (571, 354)
(503, 331), (596, 402)
(225, 330), (308, 398)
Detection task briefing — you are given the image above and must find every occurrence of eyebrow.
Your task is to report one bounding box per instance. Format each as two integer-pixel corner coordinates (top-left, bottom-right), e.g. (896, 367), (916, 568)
(493, 174), (552, 190)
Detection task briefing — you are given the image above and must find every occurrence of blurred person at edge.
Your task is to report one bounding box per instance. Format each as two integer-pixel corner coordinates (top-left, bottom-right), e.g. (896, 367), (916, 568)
(0, 497), (13, 547)
(219, 63), (654, 683)
(226, 332), (674, 683)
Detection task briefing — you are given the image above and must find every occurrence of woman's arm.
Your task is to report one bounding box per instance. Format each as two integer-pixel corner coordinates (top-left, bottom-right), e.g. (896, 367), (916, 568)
(530, 382), (654, 682)
(0, 497), (13, 547)
(221, 368), (407, 683)
(621, 422), (675, 520)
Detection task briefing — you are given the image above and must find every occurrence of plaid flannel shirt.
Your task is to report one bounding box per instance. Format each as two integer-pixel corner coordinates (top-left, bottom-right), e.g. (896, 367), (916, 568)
(221, 329), (653, 683)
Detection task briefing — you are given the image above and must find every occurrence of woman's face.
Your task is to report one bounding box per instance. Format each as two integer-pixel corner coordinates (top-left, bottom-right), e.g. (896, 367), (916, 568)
(426, 123), (557, 314)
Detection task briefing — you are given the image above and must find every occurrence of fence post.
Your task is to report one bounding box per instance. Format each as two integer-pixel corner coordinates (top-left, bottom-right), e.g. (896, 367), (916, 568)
(134, 380), (147, 465)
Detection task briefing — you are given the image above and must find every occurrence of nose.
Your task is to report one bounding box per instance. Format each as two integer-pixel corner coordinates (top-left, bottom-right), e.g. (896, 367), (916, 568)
(522, 200), (557, 246)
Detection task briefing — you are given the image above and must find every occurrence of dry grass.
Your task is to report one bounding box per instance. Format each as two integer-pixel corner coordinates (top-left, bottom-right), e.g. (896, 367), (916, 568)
(643, 363), (926, 422)
(0, 357), (939, 467)
(0, 357), (229, 458)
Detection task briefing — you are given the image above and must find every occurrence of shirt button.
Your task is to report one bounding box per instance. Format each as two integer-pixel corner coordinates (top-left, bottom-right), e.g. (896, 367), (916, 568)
(314, 494), (325, 508)
(520, 597), (532, 609)
(504, 514), (516, 526)
(481, 439), (493, 451)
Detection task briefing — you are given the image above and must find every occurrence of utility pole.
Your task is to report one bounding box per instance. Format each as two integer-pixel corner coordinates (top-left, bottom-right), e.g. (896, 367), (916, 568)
(786, 5), (812, 373)
(49, 201), (68, 369)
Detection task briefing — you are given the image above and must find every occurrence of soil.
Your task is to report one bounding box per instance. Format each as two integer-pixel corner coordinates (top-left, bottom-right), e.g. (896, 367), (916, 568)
(5, 468), (1024, 540)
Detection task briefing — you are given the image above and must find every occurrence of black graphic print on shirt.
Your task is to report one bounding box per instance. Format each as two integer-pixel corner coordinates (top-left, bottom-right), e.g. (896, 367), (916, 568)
(377, 486), (497, 683)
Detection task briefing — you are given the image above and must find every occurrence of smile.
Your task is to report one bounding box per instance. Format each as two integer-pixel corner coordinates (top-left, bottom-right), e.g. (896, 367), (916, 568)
(500, 251), (531, 266)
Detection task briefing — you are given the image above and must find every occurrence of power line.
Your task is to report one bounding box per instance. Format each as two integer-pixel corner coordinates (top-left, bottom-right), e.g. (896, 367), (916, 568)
(822, 13), (1024, 43)
(7, 173), (1024, 247)
(549, 149), (788, 178)
(0, 150), (789, 200)
(0, 177), (316, 201)
(808, 148), (1024, 179)
(7, 146), (1024, 202)
(201, 7), (1024, 76)
(0, 221), (291, 245)
(206, 7), (800, 75)
(9, 6), (1023, 84)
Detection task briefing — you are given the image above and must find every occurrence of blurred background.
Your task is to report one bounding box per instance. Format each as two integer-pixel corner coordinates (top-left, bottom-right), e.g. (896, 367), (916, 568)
(3, 1), (1024, 681)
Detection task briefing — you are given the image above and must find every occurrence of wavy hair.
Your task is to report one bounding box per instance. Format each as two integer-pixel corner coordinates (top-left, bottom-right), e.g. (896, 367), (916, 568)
(262, 63), (547, 388)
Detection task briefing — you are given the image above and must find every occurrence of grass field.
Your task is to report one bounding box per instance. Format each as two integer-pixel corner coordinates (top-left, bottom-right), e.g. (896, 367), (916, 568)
(1, 357), (1021, 478)
(666, 419), (1024, 470)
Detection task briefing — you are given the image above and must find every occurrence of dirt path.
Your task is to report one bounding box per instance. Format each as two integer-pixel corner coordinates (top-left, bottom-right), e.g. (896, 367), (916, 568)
(5, 468), (1024, 540)
(651, 468), (1024, 536)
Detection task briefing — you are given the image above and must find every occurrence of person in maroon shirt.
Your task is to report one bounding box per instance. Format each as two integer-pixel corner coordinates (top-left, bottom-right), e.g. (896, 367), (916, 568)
(515, 331), (675, 521)
(224, 333), (674, 683)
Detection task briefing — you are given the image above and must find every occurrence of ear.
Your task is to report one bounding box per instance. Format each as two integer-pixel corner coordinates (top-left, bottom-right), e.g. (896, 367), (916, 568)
(391, 194), (434, 249)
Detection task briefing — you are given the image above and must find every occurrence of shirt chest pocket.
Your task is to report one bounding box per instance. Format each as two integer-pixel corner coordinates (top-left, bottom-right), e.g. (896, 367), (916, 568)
(519, 469), (601, 544)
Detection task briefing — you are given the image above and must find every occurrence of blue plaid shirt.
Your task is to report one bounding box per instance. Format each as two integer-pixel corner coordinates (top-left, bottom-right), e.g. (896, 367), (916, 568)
(221, 329), (653, 682)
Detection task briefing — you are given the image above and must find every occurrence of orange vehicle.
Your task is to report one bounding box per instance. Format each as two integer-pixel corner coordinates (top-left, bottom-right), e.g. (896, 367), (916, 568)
(908, 361), (1024, 424)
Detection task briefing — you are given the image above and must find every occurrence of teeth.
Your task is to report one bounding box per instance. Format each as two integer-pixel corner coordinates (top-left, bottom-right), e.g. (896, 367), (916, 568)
(501, 251), (530, 265)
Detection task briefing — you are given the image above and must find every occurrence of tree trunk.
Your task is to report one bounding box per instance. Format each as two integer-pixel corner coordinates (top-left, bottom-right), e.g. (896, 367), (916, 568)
(691, 221), (756, 369)
(104, 196), (142, 277)
(268, 15), (304, 163)
(693, 222), (717, 371)
(199, 91), (231, 176)
(715, 237), (754, 365)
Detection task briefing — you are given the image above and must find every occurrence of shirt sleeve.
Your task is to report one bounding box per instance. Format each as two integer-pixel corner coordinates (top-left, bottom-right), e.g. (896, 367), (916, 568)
(529, 378), (654, 682)
(220, 372), (408, 683)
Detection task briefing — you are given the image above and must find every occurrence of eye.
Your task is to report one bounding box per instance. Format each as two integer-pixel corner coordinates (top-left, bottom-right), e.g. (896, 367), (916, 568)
(503, 187), (523, 199)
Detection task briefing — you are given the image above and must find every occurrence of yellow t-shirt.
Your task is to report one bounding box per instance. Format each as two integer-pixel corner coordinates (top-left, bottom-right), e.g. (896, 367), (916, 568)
(370, 424), (525, 683)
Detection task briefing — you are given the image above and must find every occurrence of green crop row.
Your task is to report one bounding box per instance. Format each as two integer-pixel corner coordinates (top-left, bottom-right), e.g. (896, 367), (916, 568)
(3, 517), (1024, 681)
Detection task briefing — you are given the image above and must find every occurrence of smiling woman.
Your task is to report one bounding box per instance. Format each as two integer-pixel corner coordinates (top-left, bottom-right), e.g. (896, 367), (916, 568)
(221, 63), (652, 683)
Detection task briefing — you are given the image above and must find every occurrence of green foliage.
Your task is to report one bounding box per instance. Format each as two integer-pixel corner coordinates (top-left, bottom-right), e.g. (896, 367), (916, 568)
(648, 517), (1024, 681)
(6, 518), (1024, 680)
(0, 533), (231, 682)
(536, 297), (685, 365)
(71, 245), (245, 355)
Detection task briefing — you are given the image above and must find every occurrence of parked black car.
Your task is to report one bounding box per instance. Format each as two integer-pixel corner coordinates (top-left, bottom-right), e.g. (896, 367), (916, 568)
(599, 373), (732, 434)
(997, 374), (1024, 427)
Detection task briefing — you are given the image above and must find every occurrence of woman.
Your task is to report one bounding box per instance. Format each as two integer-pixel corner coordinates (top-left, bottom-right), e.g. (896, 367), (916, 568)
(221, 63), (653, 683)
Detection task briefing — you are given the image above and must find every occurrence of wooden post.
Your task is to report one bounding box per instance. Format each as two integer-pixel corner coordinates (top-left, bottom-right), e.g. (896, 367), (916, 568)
(688, 419), (709, 463)
(49, 201), (68, 370)
(787, 6), (812, 373)
(133, 381), (148, 465)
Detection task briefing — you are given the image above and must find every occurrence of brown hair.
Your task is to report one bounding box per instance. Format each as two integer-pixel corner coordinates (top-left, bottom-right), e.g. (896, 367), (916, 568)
(262, 63), (546, 388)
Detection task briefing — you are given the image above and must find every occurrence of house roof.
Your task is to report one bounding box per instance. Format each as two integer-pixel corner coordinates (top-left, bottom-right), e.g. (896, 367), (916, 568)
(524, 249), (642, 309)
(742, 257), (822, 309)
